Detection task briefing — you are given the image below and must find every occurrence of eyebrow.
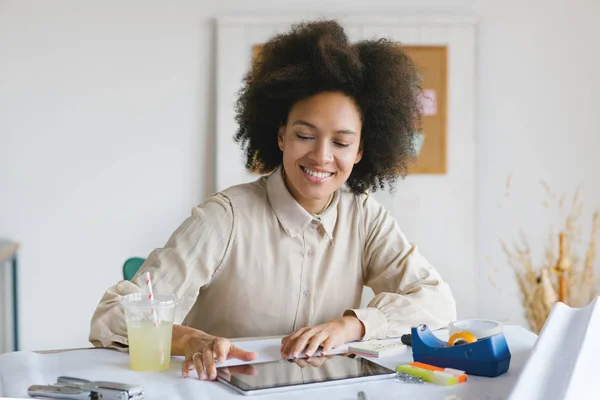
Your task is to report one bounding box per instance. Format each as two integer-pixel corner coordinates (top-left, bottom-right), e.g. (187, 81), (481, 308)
(292, 120), (356, 135)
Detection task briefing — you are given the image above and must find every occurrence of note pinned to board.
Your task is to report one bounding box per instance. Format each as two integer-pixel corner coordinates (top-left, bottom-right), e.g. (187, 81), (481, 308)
(420, 89), (437, 116)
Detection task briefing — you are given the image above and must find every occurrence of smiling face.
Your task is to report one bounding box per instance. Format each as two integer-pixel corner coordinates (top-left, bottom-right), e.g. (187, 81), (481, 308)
(278, 91), (363, 214)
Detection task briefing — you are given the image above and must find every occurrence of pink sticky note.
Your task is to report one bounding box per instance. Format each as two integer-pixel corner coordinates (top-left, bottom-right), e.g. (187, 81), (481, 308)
(420, 89), (437, 116)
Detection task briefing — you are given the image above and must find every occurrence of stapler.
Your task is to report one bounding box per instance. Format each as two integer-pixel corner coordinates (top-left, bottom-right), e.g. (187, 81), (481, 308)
(28, 376), (143, 400)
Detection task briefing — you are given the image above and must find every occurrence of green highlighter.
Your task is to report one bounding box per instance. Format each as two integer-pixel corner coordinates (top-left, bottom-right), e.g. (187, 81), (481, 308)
(396, 364), (459, 386)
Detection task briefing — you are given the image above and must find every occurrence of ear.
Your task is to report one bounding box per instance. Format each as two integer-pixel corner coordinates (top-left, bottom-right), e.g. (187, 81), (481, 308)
(277, 126), (285, 151)
(354, 143), (363, 164)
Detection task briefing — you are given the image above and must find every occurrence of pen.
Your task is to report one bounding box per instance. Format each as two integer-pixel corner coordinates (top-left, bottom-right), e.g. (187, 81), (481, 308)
(358, 390), (368, 400)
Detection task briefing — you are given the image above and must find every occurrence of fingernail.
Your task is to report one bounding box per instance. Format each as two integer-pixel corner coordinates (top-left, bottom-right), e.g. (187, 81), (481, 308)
(305, 352), (313, 357)
(200, 373), (208, 380)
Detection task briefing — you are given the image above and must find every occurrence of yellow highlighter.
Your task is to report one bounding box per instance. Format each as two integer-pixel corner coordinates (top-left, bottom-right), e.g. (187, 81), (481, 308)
(396, 364), (460, 386)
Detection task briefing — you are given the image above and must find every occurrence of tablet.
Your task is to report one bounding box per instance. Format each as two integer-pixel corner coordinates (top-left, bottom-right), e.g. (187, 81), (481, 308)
(216, 354), (396, 396)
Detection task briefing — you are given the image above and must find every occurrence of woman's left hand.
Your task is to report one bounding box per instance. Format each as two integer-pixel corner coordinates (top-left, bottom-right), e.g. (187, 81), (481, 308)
(280, 315), (365, 359)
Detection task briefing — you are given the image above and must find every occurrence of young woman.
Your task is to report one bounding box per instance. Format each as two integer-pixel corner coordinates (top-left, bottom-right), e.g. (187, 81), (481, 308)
(90, 19), (456, 381)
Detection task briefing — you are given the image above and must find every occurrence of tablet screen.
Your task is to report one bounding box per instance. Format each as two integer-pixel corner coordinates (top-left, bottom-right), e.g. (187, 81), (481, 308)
(217, 354), (396, 392)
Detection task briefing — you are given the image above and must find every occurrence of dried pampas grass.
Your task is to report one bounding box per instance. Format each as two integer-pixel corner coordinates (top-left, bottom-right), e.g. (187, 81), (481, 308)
(501, 182), (600, 334)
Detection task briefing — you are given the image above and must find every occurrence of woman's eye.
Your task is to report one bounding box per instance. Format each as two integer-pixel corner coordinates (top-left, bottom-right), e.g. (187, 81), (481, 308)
(296, 133), (313, 140)
(334, 142), (350, 148)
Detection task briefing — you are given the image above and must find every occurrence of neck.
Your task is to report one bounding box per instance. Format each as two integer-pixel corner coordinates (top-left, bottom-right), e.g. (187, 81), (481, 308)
(282, 170), (333, 215)
(310, 193), (334, 215)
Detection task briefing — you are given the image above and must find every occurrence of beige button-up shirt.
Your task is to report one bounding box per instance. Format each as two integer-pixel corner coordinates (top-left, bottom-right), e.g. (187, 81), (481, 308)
(89, 168), (456, 349)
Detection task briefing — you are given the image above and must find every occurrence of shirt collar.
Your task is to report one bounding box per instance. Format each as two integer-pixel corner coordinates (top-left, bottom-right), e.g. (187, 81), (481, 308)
(266, 167), (338, 241)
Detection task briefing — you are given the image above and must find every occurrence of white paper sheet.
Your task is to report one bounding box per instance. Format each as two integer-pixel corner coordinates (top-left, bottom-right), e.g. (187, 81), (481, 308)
(219, 337), (353, 367)
(0, 326), (537, 400)
(508, 297), (600, 400)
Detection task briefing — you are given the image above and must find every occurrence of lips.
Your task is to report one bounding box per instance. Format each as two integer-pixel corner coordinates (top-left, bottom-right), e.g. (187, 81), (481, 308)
(301, 166), (334, 179)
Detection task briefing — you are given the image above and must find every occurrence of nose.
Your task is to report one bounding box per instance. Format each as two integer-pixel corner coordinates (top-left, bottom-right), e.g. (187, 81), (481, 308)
(309, 139), (333, 164)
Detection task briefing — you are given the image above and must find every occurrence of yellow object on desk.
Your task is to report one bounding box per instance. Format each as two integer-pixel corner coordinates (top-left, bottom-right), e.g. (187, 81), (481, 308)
(127, 321), (173, 371)
(121, 292), (178, 372)
(396, 363), (466, 386)
(447, 331), (478, 346)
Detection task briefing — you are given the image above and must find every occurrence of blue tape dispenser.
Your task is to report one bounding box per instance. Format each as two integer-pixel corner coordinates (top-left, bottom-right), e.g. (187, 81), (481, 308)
(410, 320), (511, 377)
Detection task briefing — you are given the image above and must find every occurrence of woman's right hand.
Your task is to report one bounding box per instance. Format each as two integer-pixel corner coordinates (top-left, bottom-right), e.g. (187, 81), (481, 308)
(172, 325), (258, 381)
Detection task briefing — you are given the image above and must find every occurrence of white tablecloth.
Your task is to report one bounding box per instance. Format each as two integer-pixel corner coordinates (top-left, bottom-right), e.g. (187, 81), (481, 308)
(0, 325), (537, 400)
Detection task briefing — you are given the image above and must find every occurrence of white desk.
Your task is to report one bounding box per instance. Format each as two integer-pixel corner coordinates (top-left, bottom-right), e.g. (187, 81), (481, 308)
(0, 325), (536, 400)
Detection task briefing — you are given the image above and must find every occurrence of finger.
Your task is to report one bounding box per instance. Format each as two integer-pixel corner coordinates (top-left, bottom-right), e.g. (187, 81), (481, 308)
(213, 338), (230, 363)
(281, 327), (309, 359)
(181, 358), (192, 378)
(282, 327), (310, 358)
(280, 335), (290, 352)
(281, 339), (292, 358)
(287, 327), (310, 342)
(229, 344), (258, 362)
(193, 352), (206, 380)
(280, 331), (299, 351)
(203, 350), (217, 381)
(280, 335), (293, 358)
(304, 332), (328, 357)
(282, 328), (310, 358)
(290, 329), (317, 359)
(295, 358), (310, 368)
(321, 337), (335, 355)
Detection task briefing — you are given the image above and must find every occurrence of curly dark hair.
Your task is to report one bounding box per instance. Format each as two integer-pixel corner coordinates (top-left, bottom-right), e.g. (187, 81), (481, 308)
(234, 19), (422, 194)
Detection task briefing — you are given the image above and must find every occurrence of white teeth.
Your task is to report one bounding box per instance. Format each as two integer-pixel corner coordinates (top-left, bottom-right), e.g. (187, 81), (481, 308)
(302, 167), (333, 179)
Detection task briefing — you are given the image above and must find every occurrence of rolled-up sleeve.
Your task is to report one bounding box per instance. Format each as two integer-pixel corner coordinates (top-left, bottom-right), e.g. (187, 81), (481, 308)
(345, 194), (457, 340)
(89, 194), (234, 350)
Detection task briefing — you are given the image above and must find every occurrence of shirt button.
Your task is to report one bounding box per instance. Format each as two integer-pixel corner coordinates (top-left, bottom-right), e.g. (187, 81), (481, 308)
(117, 283), (125, 293)
(311, 220), (319, 226)
(307, 249), (313, 256)
(303, 289), (310, 296)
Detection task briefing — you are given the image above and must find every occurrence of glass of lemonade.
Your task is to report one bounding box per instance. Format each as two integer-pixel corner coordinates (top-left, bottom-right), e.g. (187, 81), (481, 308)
(121, 293), (178, 371)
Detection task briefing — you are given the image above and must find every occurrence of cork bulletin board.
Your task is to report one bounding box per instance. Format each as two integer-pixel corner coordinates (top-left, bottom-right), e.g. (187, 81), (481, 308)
(403, 46), (447, 174)
(251, 44), (448, 174)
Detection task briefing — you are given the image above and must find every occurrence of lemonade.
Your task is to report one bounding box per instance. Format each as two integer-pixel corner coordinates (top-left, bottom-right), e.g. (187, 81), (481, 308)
(121, 292), (178, 372)
(127, 321), (173, 371)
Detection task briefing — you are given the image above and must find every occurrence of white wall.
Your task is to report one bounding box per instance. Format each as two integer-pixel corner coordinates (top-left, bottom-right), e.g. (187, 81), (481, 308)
(1, 0), (599, 351)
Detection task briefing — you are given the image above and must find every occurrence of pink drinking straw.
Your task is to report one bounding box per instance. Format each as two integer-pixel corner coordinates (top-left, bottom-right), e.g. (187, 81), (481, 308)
(145, 272), (159, 327)
(145, 272), (165, 365)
